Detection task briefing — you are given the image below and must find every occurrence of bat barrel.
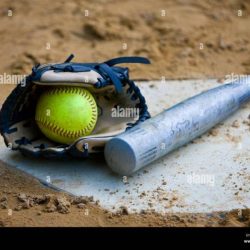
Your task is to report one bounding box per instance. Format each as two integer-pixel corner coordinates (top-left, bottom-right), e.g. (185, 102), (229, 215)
(104, 77), (250, 175)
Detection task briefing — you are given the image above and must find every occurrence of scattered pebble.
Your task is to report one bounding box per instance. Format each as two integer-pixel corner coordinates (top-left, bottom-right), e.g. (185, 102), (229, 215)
(77, 203), (85, 209)
(71, 196), (94, 205)
(44, 204), (57, 213)
(232, 120), (240, 128)
(0, 196), (7, 202)
(14, 205), (23, 211)
(55, 197), (71, 214)
(119, 206), (129, 215)
(0, 201), (8, 209)
(208, 129), (219, 136)
(18, 193), (27, 202)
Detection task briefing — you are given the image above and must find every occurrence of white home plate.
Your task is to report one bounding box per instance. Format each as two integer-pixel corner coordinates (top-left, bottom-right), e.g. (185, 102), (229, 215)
(0, 79), (249, 214)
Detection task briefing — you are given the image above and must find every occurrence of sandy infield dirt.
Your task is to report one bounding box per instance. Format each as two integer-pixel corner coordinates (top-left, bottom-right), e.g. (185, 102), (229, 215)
(0, 0), (250, 227)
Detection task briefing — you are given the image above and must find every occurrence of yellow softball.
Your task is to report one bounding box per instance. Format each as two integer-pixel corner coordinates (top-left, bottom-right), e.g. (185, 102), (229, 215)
(35, 86), (98, 144)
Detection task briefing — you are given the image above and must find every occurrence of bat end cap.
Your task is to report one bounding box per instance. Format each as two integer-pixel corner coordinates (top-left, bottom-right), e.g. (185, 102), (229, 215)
(104, 137), (137, 176)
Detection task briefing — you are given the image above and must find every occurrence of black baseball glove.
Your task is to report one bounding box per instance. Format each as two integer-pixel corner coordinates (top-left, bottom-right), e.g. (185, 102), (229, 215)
(0, 54), (151, 158)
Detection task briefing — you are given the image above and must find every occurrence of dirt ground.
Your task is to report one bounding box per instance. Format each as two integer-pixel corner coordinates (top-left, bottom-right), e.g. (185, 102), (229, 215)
(0, 0), (250, 227)
(0, 161), (249, 227)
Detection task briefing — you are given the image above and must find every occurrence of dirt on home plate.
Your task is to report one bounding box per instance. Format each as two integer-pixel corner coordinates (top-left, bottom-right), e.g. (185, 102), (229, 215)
(0, 0), (250, 227)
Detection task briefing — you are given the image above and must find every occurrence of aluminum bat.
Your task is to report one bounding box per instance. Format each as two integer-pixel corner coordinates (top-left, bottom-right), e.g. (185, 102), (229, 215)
(104, 77), (250, 175)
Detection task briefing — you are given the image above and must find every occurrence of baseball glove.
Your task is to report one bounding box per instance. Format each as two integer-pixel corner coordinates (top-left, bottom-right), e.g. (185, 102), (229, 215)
(0, 54), (151, 158)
